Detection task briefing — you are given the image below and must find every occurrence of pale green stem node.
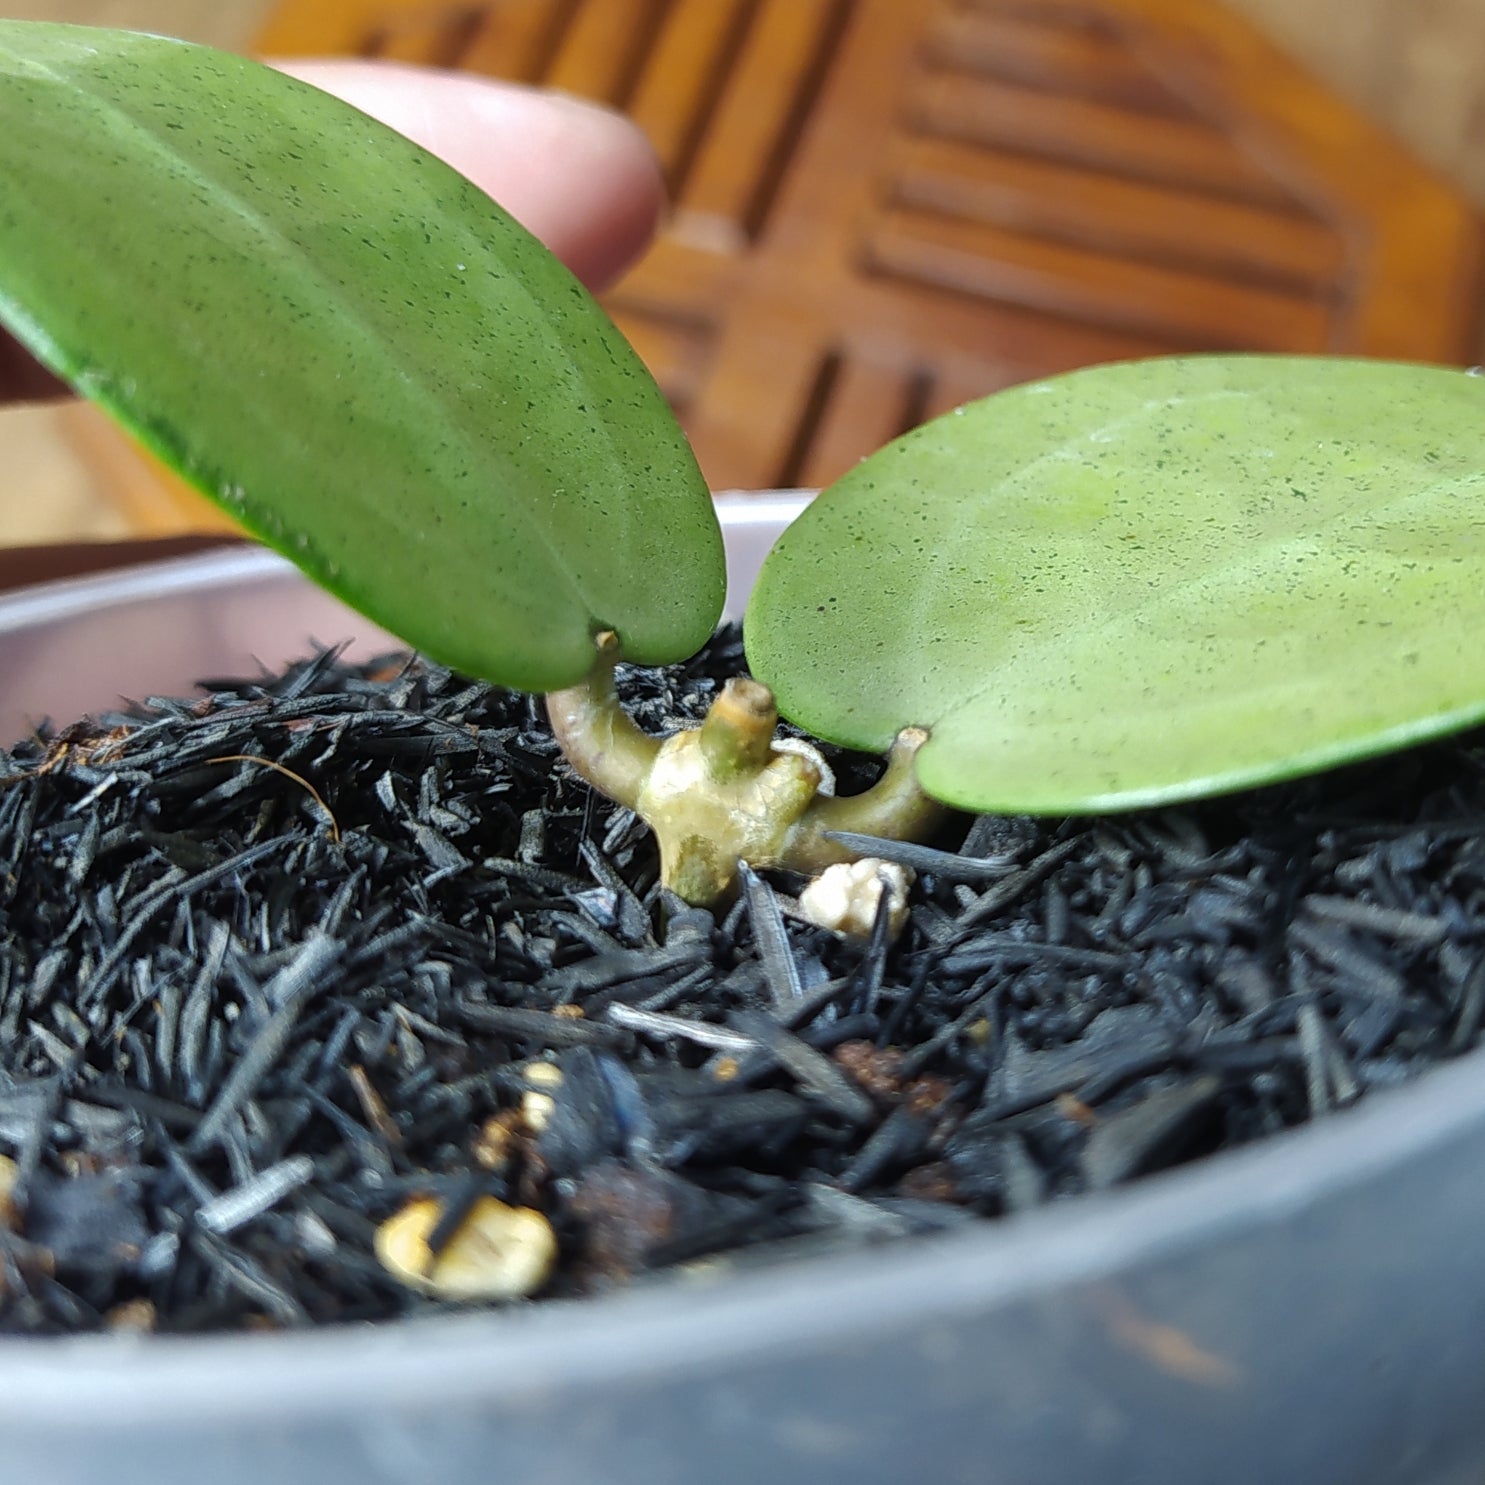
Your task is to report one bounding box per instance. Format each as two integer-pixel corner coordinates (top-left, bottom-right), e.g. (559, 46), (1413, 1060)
(699, 677), (778, 781)
(783, 727), (949, 873)
(546, 638), (948, 906)
(544, 630), (659, 814)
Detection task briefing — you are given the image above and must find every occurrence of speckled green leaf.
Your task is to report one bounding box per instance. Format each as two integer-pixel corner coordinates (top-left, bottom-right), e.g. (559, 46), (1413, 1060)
(748, 355), (1485, 814)
(0, 22), (722, 691)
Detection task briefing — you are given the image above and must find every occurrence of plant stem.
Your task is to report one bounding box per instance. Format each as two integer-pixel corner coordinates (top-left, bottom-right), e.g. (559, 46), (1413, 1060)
(544, 631), (658, 813)
(546, 643), (949, 907)
(699, 678), (777, 780)
(784, 727), (949, 872)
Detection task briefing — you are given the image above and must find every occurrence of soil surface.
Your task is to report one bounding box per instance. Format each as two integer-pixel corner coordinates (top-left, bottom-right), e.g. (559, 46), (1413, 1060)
(0, 628), (1481, 1334)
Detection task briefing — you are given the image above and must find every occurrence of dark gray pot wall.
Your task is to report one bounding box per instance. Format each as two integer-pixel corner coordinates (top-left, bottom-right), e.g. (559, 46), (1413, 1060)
(6, 1054), (1485, 1485)
(1, 503), (1482, 1485)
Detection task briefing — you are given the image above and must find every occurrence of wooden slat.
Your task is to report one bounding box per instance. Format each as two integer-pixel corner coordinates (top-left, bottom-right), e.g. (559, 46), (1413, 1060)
(542, 0), (661, 105)
(906, 71), (1296, 204)
(681, 273), (1187, 484)
(922, 363), (1007, 420)
(718, 0), (923, 267)
(148, 0), (1485, 520)
(682, 309), (832, 489)
(4, 403), (129, 545)
(1223, 0), (1406, 134)
(865, 207), (1333, 349)
(726, 259), (1189, 391)
(828, 273), (1185, 380)
(1231, 0), (1485, 209)
(256, 0), (428, 54)
(681, 0), (846, 236)
(796, 355), (915, 489)
(625, 0), (752, 181)
(365, 10), (478, 64)
(891, 136), (1346, 289)
(923, 6), (1191, 115)
(57, 404), (239, 537)
(1111, 0), (1483, 361)
(457, 0), (567, 81)
(605, 238), (739, 324)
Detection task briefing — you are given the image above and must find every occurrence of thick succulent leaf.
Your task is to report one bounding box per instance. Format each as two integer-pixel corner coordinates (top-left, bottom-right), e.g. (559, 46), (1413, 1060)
(0, 23), (722, 691)
(747, 355), (1485, 814)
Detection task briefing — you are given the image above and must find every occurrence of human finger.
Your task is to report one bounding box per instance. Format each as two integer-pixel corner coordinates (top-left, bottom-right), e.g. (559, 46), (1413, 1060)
(272, 60), (665, 292)
(0, 64), (664, 405)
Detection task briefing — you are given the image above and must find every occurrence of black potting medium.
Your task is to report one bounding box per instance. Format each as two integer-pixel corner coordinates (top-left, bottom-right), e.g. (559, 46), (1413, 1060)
(1, 626), (1483, 1333)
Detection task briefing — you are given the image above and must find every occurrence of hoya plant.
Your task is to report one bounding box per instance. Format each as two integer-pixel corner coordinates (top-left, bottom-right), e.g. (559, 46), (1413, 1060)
(2, 23), (1483, 907)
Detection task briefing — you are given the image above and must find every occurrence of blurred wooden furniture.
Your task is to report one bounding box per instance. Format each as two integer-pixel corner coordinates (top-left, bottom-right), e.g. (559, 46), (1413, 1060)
(78, 0), (1484, 528)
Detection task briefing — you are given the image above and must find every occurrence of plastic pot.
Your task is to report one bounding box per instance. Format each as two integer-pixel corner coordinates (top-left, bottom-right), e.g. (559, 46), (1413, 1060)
(1, 493), (1483, 1485)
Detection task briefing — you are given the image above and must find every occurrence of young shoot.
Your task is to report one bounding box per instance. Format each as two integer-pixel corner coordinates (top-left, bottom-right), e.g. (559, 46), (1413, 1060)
(546, 633), (945, 903)
(1, 22), (1483, 908)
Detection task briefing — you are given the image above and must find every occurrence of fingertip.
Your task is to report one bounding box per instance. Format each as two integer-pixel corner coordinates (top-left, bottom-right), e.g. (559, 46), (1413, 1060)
(271, 61), (665, 290)
(522, 88), (666, 292)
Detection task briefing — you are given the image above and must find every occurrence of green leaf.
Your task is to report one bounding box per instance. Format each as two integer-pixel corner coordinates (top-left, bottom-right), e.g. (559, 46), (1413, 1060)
(747, 355), (1485, 814)
(0, 23), (723, 691)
